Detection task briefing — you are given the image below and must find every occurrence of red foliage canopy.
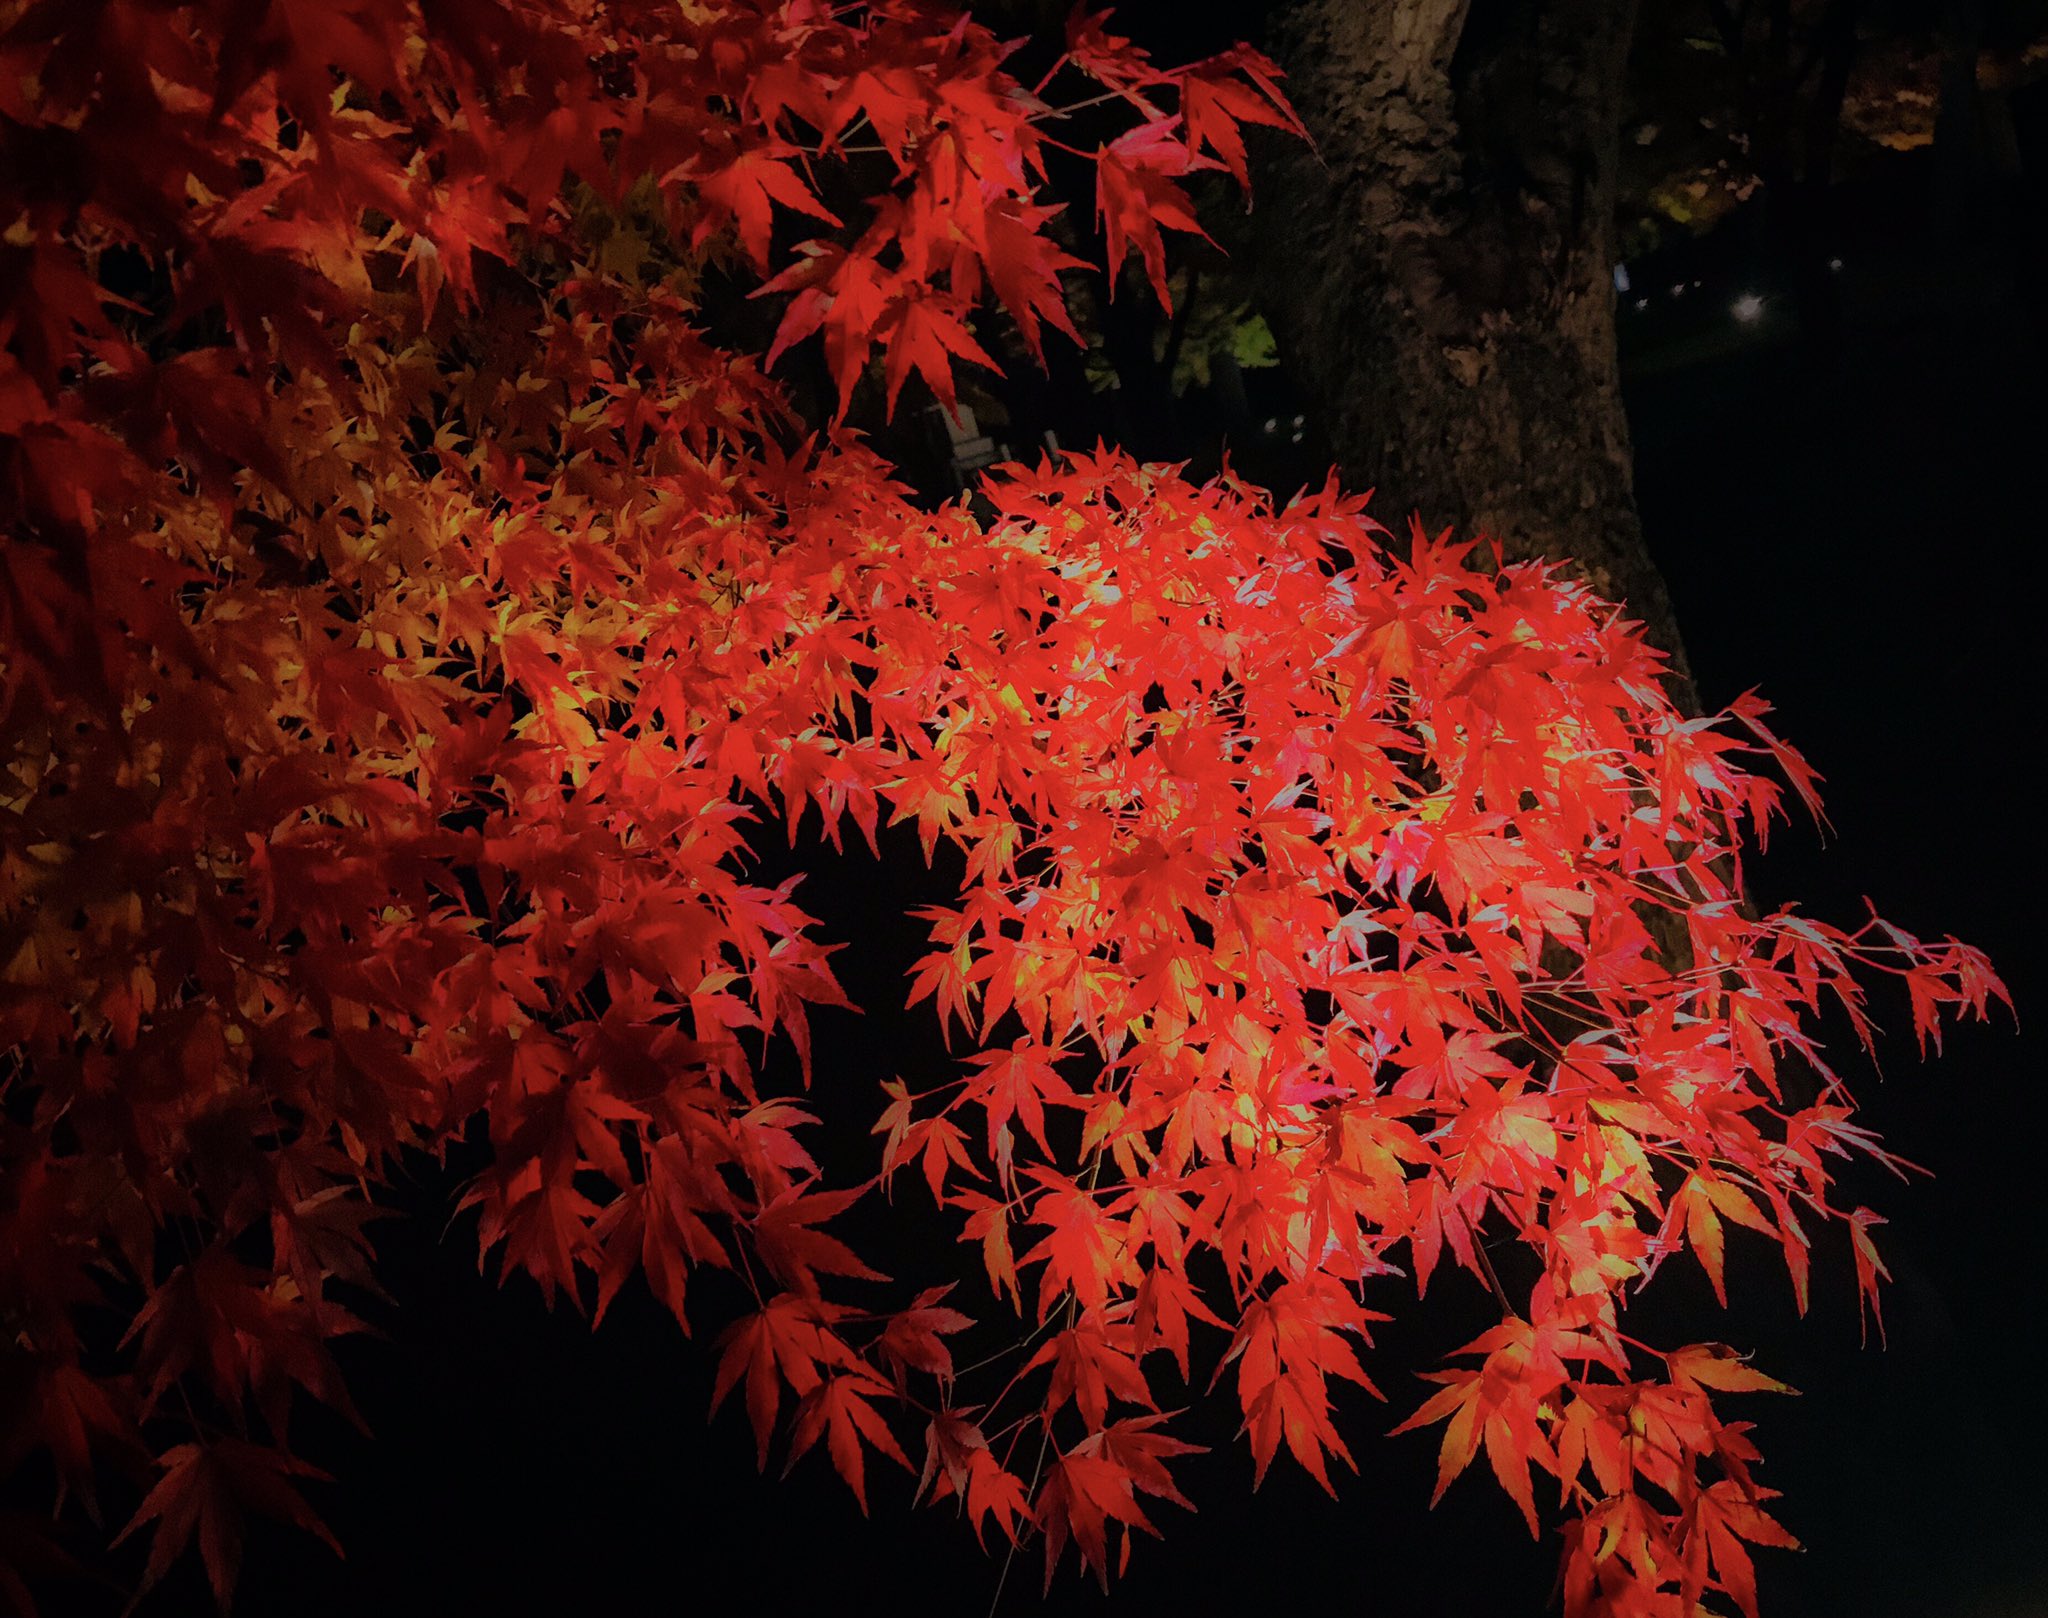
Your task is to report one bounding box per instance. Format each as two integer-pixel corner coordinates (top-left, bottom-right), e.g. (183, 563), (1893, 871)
(0, 2), (2006, 1614)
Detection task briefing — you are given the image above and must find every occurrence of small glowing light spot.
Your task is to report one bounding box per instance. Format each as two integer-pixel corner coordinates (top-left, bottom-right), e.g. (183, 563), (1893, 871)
(1732, 292), (1765, 323)
(1263, 417), (1278, 434)
(1633, 297), (1649, 311)
(1828, 256), (1844, 271)
(1670, 284), (1686, 298)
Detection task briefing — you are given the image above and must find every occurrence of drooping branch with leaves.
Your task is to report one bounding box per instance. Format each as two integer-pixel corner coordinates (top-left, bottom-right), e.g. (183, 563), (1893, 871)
(0, 3), (2006, 1616)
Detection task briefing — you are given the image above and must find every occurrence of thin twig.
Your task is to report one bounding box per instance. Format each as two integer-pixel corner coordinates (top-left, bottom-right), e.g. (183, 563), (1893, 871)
(984, 1155), (1104, 1614)
(985, 1411), (1053, 1618)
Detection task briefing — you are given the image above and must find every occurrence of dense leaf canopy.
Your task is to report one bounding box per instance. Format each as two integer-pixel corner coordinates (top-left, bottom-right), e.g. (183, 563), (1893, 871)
(0, 2), (2005, 1614)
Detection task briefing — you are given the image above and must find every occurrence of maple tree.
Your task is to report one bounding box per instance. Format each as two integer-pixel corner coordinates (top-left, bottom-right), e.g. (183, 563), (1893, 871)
(0, 2), (2009, 1615)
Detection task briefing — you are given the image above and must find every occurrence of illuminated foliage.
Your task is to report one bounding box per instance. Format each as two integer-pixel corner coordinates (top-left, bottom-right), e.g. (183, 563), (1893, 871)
(0, 3), (2004, 1614)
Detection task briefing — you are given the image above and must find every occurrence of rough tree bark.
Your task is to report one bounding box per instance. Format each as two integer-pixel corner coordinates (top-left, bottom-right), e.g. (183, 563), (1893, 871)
(1240, 0), (1695, 698)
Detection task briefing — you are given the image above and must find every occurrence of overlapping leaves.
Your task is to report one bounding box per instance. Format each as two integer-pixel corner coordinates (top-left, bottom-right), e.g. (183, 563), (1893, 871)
(0, 2), (2003, 1614)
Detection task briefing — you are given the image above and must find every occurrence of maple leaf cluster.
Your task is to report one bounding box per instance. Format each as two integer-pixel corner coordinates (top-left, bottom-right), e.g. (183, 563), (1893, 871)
(0, 1), (2005, 1614)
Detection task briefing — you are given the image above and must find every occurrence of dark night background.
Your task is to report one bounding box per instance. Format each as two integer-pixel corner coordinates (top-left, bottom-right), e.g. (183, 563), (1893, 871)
(67, 4), (2046, 1615)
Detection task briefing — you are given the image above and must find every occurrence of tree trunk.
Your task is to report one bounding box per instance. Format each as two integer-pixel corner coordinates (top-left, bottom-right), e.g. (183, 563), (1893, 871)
(1242, 0), (1695, 698)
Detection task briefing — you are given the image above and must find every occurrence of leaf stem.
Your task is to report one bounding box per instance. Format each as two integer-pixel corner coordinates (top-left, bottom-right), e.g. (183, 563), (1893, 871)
(986, 1412), (1052, 1618)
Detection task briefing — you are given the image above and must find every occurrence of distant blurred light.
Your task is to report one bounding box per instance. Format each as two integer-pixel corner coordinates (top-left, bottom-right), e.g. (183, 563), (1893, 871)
(1292, 414), (1304, 428)
(1732, 292), (1765, 323)
(1829, 256), (1844, 271)
(1613, 263), (1632, 292)
(1670, 284), (1686, 298)
(1634, 297), (1649, 312)
(1263, 417), (1277, 434)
